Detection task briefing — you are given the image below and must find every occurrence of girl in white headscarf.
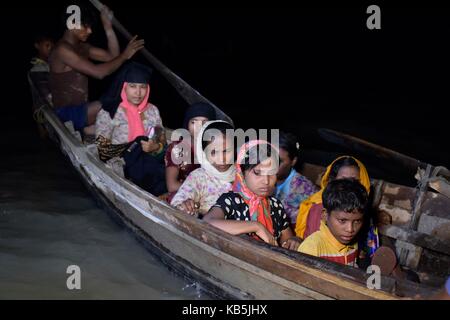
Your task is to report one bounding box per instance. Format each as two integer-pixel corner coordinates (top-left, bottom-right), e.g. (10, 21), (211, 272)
(170, 120), (235, 215)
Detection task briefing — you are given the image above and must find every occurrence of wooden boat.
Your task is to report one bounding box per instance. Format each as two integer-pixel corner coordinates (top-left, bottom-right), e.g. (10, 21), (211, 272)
(34, 103), (448, 300)
(29, 0), (449, 299)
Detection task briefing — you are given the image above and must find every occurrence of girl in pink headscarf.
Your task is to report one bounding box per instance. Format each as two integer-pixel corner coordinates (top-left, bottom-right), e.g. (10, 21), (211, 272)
(95, 62), (167, 195)
(204, 140), (302, 250)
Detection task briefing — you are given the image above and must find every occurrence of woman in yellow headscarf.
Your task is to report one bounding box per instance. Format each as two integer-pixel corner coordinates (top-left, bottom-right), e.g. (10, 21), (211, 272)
(295, 156), (371, 239)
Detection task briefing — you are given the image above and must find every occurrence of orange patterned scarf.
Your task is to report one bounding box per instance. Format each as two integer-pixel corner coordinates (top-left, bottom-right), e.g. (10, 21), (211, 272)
(232, 140), (276, 237)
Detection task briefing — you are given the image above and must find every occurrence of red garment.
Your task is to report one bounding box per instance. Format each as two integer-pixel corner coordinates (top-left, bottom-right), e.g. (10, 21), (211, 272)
(303, 203), (324, 239)
(164, 140), (200, 203)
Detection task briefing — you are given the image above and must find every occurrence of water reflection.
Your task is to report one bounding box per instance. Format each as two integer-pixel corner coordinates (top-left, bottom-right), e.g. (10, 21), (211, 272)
(0, 136), (209, 299)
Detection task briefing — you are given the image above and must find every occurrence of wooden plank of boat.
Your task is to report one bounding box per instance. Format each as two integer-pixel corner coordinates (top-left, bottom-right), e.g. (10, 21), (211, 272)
(379, 225), (450, 256)
(426, 178), (450, 199)
(42, 105), (438, 299)
(317, 128), (450, 177)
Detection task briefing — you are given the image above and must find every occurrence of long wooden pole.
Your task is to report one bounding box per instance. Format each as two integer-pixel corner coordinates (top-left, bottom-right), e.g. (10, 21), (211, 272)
(318, 128), (450, 176)
(88, 0), (234, 126)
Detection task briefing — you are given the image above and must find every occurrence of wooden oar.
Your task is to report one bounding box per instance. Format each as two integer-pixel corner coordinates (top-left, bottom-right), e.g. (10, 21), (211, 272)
(87, 0), (234, 126)
(317, 128), (450, 175)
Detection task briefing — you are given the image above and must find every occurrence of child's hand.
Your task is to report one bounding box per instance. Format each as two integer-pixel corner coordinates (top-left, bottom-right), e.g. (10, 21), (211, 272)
(141, 139), (159, 153)
(282, 236), (303, 251)
(158, 129), (167, 145)
(255, 223), (278, 246)
(178, 199), (200, 215)
(123, 35), (145, 60)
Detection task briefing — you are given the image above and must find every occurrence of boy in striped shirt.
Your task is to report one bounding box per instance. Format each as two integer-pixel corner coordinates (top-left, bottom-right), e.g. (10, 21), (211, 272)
(298, 179), (368, 267)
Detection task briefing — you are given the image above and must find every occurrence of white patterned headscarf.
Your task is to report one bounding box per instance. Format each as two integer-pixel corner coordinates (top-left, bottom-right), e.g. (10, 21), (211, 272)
(195, 120), (236, 183)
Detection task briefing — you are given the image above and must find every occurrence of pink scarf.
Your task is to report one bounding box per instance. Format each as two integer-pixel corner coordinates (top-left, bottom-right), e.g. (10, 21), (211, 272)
(232, 140), (278, 238)
(119, 82), (151, 142)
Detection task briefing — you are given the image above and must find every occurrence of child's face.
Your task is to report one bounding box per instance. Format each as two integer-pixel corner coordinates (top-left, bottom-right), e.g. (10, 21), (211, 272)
(125, 83), (148, 106)
(276, 148), (296, 182)
(73, 24), (93, 42)
(205, 134), (233, 172)
(336, 165), (360, 180)
(244, 157), (278, 197)
(326, 210), (364, 245)
(188, 116), (208, 139)
(34, 40), (54, 61)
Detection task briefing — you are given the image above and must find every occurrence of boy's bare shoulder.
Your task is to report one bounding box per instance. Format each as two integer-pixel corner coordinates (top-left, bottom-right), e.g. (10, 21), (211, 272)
(49, 41), (72, 62)
(53, 41), (89, 57)
(54, 40), (70, 51)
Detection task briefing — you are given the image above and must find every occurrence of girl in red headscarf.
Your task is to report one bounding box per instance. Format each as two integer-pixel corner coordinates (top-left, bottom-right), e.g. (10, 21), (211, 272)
(204, 140), (302, 250)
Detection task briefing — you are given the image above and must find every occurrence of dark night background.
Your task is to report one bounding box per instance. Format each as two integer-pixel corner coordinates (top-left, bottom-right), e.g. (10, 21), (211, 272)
(1, 1), (449, 186)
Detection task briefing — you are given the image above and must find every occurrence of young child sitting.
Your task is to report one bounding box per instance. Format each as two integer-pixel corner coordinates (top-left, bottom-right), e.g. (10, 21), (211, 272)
(29, 33), (54, 105)
(28, 33), (54, 138)
(170, 120), (235, 215)
(204, 140), (302, 250)
(96, 62), (167, 196)
(295, 156), (371, 240)
(275, 132), (318, 228)
(164, 102), (216, 203)
(298, 178), (368, 267)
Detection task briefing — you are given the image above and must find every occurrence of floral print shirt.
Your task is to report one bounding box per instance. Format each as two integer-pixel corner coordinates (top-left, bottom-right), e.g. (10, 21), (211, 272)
(95, 104), (163, 144)
(170, 167), (232, 214)
(275, 170), (318, 225)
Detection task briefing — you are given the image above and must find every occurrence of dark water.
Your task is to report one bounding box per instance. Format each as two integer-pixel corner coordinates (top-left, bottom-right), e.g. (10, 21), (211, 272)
(0, 122), (209, 299)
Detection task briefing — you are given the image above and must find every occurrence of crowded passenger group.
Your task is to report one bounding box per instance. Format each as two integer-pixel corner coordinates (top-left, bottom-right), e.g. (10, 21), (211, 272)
(28, 3), (417, 280)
